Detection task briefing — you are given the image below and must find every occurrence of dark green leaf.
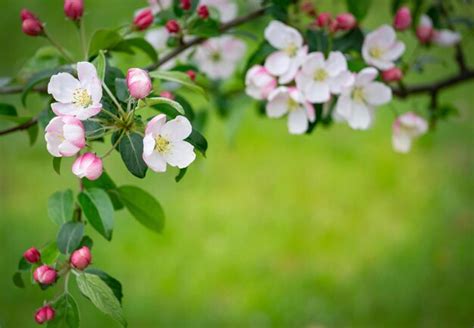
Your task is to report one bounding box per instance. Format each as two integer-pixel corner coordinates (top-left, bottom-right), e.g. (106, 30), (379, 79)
(333, 28), (364, 53)
(85, 268), (123, 304)
(78, 188), (114, 241)
(140, 97), (185, 115)
(306, 30), (329, 53)
(48, 190), (74, 225)
(188, 18), (220, 37)
(88, 29), (123, 58)
(53, 157), (62, 175)
(245, 42), (275, 72)
(82, 172), (124, 210)
(114, 38), (158, 63)
(57, 222), (84, 254)
(0, 103), (17, 116)
(13, 272), (25, 288)
(117, 186), (165, 233)
(345, 0), (373, 21)
(175, 168), (187, 182)
(79, 235), (94, 250)
(118, 133), (148, 179)
(186, 129), (208, 156)
(76, 273), (127, 327)
(115, 78), (130, 103)
(18, 257), (31, 271)
(48, 293), (80, 328)
(39, 106), (56, 129)
(27, 122), (39, 145)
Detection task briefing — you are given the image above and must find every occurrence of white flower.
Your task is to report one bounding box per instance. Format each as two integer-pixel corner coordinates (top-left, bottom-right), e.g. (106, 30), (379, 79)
(362, 25), (405, 70)
(295, 51), (353, 103)
(148, 0), (172, 14)
(392, 112), (428, 153)
(264, 20), (308, 84)
(47, 62), (102, 120)
(145, 27), (170, 52)
(433, 29), (461, 47)
(335, 67), (392, 130)
(143, 114), (196, 172)
(194, 36), (246, 79)
(266, 87), (316, 135)
(245, 65), (277, 100)
(45, 116), (85, 157)
(199, 0), (237, 23)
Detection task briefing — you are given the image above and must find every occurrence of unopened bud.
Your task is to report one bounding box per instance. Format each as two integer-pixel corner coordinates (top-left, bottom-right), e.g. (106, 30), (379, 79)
(382, 67), (403, 82)
(33, 265), (57, 285)
(64, 0), (84, 21)
(70, 246), (92, 270)
(393, 6), (412, 31)
(34, 305), (55, 325)
(197, 5), (209, 20)
(133, 8), (154, 31)
(127, 68), (153, 99)
(165, 20), (180, 33)
(316, 12), (332, 28)
(335, 13), (357, 31)
(23, 247), (41, 263)
(186, 70), (196, 81)
(180, 0), (191, 10)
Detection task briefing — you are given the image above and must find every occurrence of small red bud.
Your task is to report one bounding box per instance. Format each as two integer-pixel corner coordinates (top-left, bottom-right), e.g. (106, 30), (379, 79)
(165, 20), (180, 33)
(197, 5), (209, 19)
(22, 18), (44, 37)
(20, 9), (37, 21)
(133, 8), (154, 31)
(70, 246), (92, 270)
(300, 1), (317, 17)
(186, 70), (196, 81)
(393, 6), (412, 31)
(35, 305), (55, 324)
(23, 247), (41, 263)
(180, 0), (191, 10)
(33, 265), (57, 285)
(64, 0), (84, 21)
(416, 26), (434, 44)
(160, 91), (174, 100)
(335, 13), (357, 31)
(382, 67), (403, 82)
(315, 12), (332, 28)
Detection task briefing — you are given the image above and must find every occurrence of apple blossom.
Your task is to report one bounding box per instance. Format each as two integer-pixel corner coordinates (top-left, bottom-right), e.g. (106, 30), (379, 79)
(165, 20), (180, 34)
(72, 153), (103, 180)
(295, 51), (353, 103)
(148, 0), (172, 14)
(23, 247), (41, 263)
(316, 13), (332, 28)
(264, 20), (308, 84)
(416, 15), (434, 44)
(133, 8), (154, 31)
(199, 0), (237, 23)
(266, 87), (316, 135)
(392, 112), (428, 153)
(33, 265), (57, 285)
(393, 6), (411, 31)
(335, 67), (392, 130)
(245, 65), (277, 100)
(48, 62), (102, 120)
(194, 36), (246, 79)
(335, 13), (357, 31)
(433, 30), (461, 47)
(64, 0), (84, 21)
(362, 25), (405, 70)
(127, 68), (152, 99)
(143, 115), (196, 172)
(45, 116), (86, 157)
(145, 27), (170, 52)
(70, 246), (92, 270)
(382, 67), (403, 82)
(35, 305), (55, 324)
(197, 5), (210, 19)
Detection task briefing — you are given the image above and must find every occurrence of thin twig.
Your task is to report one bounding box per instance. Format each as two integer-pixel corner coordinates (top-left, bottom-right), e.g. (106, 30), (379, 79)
(0, 117), (38, 136)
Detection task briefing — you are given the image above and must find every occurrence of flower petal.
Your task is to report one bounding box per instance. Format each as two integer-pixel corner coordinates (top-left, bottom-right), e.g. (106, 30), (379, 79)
(48, 73), (80, 103)
(265, 51), (291, 76)
(287, 108), (308, 134)
(304, 81), (330, 103)
(143, 151), (168, 172)
(145, 114), (167, 135)
(326, 51), (347, 76)
(164, 141), (196, 168)
(348, 102), (373, 130)
(161, 115), (193, 141)
(51, 103), (78, 117)
(264, 20), (303, 49)
(364, 82), (392, 106)
(266, 87), (289, 118)
(392, 132), (412, 153)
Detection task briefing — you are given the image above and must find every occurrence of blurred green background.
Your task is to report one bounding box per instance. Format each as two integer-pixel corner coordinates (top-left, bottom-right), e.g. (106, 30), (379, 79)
(0, 0), (473, 327)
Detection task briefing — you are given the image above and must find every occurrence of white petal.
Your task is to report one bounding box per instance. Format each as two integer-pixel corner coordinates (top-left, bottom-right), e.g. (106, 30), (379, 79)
(304, 81), (330, 103)
(45, 133), (62, 157)
(420, 15), (433, 29)
(144, 151), (168, 172)
(335, 94), (353, 120)
(77, 105), (102, 120)
(146, 114), (167, 135)
(329, 71), (354, 94)
(77, 62), (99, 82)
(392, 132), (412, 153)
(433, 30), (461, 47)
(58, 141), (81, 157)
(265, 51), (291, 76)
(355, 67), (378, 86)
(47, 73), (80, 103)
(383, 41), (405, 61)
(164, 141), (196, 168)
(301, 52), (325, 72)
(51, 103), (79, 116)
(364, 82), (392, 106)
(348, 102), (373, 130)
(287, 108), (308, 134)
(326, 51), (347, 76)
(143, 134), (156, 156)
(264, 20), (302, 49)
(161, 115), (193, 141)
(266, 88), (289, 118)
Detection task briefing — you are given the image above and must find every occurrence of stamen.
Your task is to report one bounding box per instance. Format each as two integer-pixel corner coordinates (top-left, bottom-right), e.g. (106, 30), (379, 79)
(73, 88), (92, 108)
(313, 69), (328, 81)
(155, 135), (171, 153)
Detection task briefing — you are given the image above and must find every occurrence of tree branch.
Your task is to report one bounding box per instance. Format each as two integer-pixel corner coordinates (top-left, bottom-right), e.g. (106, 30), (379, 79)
(0, 117), (38, 136)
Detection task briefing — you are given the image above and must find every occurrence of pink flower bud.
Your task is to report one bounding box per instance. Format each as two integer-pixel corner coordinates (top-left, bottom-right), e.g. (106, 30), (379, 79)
(23, 247), (41, 263)
(33, 265), (57, 285)
(22, 18), (44, 37)
(180, 0), (191, 10)
(382, 67), (403, 82)
(45, 116), (86, 157)
(186, 70), (196, 81)
(160, 91), (174, 100)
(197, 5), (209, 19)
(416, 26), (434, 44)
(165, 20), (180, 33)
(64, 0), (84, 21)
(133, 8), (154, 31)
(316, 12), (332, 28)
(300, 1), (317, 16)
(70, 246), (92, 270)
(34, 305), (55, 324)
(393, 6), (412, 31)
(20, 9), (37, 21)
(127, 68), (152, 99)
(72, 153), (103, 181)
(335, 13), (357, 31)
(245, 65), (277, 100)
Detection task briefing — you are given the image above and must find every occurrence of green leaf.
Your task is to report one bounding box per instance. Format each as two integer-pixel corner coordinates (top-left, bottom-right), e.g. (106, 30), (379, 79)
(188, 18), (220, 37)
(113, 38), (158, 63)
(48, 293), (80, 328)
(149, 70), (207, 99)
(89, 29), (123, 58)
(94, 50), (107, 82)
(78, 188), (114, 241)
(27, 122), (39, 145)
(345, 0), (373, 21)
(79, 235), (94, 250)
(41, 242), (60, 265)
(39, 107), (56, 129)
(12, 272), (25, 288)
(76, 273), (127, 327)
(117, 186), (165, 233)
(85, 268), (123, 304)
(0, 103), (17, 116)
(82, 172), (124, 210)
(115, 78), (130, 103)
(306, 30), (329, 53)
(139, 97), (185, 115)
(175, 168), (187, 182)
(57, 222), (84, 254)
(186, 128), (208, 156)
(48, 190), (74, 225)
(333, 28), (364, 53)
(118, 132), (148, 179)
(52, 157), (62, 175)
(18, 257), (31, 271)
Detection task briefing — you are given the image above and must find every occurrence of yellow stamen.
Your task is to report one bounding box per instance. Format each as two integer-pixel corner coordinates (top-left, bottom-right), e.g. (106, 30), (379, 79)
(73, 88), (92, 108)
(369, 47), (384, 59)
(352, 87), (365, 103)
(155, 135), (170, 153)
(313, 69), (328, 81)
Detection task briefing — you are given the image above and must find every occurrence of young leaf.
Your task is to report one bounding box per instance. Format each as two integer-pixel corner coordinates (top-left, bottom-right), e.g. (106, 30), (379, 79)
(186, 129), (208, 156)
(118, 132), (148, 179)
(79, 235), (94, 250)
(88, 29), (123, 58)
(85, 268), (123, 304)
(0, 103), (17, 116)
(48, 293), (80, 328)
(94, 50), (107, 82)
(175, 168), (187, 183)
(115, 78), (130, 103)
(78, 188), (114, 241)
(27, 122), (39, 145)
(117, 186), (165, 233)
(41, 241), (60, 265)
(113, 38), (158, 63)
(76, 273), (127, 327)
(149, 70), (207, 98)
(48, 190), (74, 225)
(52, 157), (62, 175)
(139, 97), (185, 115)
(18, 257), (31, 271)
(345, 0), (373, 21)
(57, 222), (84, 254)
(82, 172), (124, 210)
(12, 272), (25, 288)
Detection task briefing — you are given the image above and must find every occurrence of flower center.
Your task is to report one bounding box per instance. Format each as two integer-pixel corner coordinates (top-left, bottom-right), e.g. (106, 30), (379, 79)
(352, 87), (366, 103)
(369, 46), (384, 59)
(211, 52), (221, 62)
(285, 43), (298, 57)
(73, 88), (92, 108)
(313, 68), (328, 81)
(287, 97), (299, 112)
(155, 135), (171, 153)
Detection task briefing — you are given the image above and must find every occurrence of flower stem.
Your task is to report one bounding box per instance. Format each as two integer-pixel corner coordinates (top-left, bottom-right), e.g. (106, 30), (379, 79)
(102, 82), (126, 116)
(44, 32), (75, 63)
(101, 130), (125, 158)
(79, 19), (88, 60)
